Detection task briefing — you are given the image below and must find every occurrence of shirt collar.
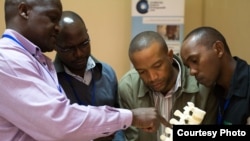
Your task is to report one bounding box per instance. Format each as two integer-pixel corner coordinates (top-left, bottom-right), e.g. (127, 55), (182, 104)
(164, 58), (182, 97)
(3, 29), (52, 69)
(86, 56), (96, 71)
(225, 57), (249, 98)
(4, 29), (41, 56)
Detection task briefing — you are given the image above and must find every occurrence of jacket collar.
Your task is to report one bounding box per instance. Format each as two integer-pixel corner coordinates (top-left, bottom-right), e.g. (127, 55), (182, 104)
(227, 57), (249, 98)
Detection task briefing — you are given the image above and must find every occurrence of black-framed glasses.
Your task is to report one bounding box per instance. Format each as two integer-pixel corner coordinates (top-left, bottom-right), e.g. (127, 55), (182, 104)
(56, 39), (90, 53)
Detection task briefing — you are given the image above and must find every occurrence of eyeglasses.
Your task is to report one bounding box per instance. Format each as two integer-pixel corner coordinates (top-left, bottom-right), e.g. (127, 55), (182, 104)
(56, 39), (90, 53)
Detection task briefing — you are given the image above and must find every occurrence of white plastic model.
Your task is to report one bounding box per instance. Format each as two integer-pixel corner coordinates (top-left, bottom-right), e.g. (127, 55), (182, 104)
(160, 102), (206, 141)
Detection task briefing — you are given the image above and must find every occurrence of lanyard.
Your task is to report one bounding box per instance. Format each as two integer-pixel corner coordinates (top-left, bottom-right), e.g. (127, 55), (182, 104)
(217, 98), (230, 124)
(64, 71), (96, 106)
(2, 34), (62, 93)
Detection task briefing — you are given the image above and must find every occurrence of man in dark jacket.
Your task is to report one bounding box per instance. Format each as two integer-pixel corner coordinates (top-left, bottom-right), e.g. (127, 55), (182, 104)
(54, 10), (125, 141)
(181, 26), (250, 125)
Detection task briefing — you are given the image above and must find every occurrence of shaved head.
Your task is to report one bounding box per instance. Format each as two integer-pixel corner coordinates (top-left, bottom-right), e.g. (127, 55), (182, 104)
(129, 31), (168, 59)
(57, 11), (87, 43)
(183, 26), (231, 54)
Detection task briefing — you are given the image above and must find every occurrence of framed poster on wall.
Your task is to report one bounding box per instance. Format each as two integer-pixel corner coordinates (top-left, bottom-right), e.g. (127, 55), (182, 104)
(132, 0), (185, 55)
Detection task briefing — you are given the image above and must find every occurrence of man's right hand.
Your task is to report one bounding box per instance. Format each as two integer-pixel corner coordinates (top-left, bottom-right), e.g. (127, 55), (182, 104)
(131, 108), (171, 132)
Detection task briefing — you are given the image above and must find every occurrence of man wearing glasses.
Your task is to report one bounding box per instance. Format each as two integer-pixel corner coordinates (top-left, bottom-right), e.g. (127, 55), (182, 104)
(54, 11), (125, 141)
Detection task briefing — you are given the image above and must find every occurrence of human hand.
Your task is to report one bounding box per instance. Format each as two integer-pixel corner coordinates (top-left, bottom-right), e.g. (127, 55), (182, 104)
(131, 108), (170, 132)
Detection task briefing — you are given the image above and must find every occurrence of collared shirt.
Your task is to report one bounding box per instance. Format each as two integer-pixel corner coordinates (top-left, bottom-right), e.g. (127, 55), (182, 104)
(153, 58), (182, 121)
(153, 58), (182, 140)
(64, 56), (96, 85)
(0, 29), (132, 141)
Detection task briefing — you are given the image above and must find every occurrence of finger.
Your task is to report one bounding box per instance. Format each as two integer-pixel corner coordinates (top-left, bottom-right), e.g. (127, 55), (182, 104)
(158, 114), (172, 127)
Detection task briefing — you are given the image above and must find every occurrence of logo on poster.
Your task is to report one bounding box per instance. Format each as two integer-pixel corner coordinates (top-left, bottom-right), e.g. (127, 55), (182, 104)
(136, 0), (149, 14)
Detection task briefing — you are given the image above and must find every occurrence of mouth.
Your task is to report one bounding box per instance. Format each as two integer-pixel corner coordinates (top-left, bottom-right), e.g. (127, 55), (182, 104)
(51, 35), (57, 43)
(196, 76), (204, 84)
(73, 58), (87, 65)
(75, 60), (85, 65)
(151, 81), (163, 90)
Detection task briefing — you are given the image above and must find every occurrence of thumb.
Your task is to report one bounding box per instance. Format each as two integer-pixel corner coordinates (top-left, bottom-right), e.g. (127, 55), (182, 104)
(158, 114), (172, 127)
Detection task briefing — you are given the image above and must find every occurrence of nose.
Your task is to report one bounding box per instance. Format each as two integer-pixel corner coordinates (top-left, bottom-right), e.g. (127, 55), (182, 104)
(147, 71), (158, 82)
(74, 47), (85, 57)
(189, 67), (198, 76)
(55, 23), (60, 35)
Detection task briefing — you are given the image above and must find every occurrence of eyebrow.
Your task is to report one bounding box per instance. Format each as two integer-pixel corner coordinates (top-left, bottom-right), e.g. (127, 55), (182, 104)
(64, 38), (90, 49)
(182, 54), (193, 65)
(77, 38), (90, 46)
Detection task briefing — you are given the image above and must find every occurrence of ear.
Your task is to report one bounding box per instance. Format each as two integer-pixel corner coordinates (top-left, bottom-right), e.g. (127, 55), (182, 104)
(167, 49), (174, 63)
(213, 41), (224, 58)
(18, 2), (29, 19)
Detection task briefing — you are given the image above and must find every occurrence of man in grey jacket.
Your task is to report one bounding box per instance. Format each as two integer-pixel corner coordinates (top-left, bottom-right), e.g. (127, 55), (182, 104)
(118, 31), (218, 141)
